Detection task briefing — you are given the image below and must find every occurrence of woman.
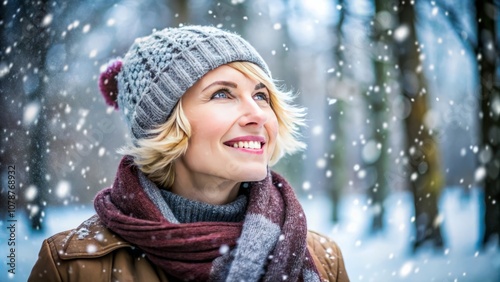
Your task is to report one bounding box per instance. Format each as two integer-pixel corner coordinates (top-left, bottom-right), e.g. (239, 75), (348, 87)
(29, 25), (349, 282)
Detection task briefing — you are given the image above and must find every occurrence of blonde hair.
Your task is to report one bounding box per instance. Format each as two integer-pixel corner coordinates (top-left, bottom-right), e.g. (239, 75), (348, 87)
(120, 61), (306, 188)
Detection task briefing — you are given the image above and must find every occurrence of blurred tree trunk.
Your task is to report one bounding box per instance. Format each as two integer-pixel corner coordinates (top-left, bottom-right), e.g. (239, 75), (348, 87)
(475, 0), (500, 248)
(18, 0), (52, 230)
(364, 0), (392, 233)
(326, 0), (347, 223)
(395, 1), (444, 251)
(431, 0), (499, 248)
(270, 0), (306, 191)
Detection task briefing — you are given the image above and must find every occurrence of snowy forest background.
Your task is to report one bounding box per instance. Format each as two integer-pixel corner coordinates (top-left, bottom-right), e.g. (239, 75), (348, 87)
(1, 0), (499, 281)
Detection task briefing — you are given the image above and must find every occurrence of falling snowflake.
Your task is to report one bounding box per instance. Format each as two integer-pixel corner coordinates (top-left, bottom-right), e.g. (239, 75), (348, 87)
(86, 244), (97, 254)
(394, 25), (410, 42)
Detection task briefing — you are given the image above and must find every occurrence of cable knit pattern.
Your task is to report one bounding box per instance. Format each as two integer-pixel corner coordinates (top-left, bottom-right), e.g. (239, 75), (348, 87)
(139, 170), (248, 223)
(115, 26), (271, 140)
(160, 189), (247, 223)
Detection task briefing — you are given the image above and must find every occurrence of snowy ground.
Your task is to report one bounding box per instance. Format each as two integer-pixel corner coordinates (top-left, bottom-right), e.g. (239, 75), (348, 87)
(1, 187), (499, 281)
(303, 187), (500, 282)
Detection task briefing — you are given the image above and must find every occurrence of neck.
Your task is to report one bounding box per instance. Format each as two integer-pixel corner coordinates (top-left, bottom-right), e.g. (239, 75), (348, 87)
(171, 163), (240, 205)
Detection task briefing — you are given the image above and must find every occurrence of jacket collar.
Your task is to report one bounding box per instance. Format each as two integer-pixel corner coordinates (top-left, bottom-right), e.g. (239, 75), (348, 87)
(57, 215), (132, 260)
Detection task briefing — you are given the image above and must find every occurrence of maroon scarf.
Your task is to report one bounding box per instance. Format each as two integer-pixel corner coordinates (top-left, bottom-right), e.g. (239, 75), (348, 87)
(94, 157), (320, 281)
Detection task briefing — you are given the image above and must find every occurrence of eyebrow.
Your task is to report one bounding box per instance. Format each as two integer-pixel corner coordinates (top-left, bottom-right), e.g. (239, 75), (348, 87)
(255, 82), (266, 90)
(202, 81), (237, 92)
(202, 81), (266, 92)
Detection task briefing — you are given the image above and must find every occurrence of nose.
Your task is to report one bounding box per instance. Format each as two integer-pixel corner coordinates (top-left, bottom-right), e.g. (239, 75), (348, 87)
(238, 97), (268, 127)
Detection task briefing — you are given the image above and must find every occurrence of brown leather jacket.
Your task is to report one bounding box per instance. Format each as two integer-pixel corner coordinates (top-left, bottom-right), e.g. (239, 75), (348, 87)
(29, 216), (349, 282)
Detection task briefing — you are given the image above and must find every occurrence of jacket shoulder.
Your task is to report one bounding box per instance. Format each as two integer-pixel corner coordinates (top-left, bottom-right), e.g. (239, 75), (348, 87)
(307, 230), (350, 282)
(29, 215), (169, 282)
(48, 214), (132, 259)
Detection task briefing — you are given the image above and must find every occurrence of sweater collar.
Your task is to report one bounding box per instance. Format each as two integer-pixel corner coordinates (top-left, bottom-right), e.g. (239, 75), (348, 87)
(161, 189), (247, 223)
(139, 169), (248, 223)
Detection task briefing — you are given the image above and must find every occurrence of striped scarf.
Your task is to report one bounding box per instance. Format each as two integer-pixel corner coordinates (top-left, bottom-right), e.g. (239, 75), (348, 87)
(94, 156), (320, 281)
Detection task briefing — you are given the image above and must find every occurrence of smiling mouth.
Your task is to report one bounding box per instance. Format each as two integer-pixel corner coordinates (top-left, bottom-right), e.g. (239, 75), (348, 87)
(224, 140), (264, 150)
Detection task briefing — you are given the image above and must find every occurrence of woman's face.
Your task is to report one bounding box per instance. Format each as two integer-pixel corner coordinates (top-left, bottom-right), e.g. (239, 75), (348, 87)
(175, 65), (278, 185)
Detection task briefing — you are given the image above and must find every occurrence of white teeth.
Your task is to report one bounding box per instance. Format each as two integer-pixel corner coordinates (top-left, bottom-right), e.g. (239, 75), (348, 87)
(232, 141), (262, 149)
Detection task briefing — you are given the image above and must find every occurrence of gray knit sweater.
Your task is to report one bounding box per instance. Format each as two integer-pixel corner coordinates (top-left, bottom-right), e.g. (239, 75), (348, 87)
(139, 171), (247, 223)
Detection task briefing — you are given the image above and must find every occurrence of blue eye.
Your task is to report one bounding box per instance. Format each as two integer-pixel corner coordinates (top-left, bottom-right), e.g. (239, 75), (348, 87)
(211, 89), (231, 99)
(254, 92), (269, 102)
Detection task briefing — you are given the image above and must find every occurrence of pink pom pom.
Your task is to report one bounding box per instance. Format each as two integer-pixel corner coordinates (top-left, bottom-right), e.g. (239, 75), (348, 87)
(99, 59), (122, 109)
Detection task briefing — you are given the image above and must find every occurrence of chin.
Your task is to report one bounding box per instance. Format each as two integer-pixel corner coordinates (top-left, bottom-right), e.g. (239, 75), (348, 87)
(220, 159), (269, 182)
(230, 167), (268, 182)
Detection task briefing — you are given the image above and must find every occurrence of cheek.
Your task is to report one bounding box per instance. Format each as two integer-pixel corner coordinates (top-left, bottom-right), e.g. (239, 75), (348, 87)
(189, 106), (233, 129)
(190, 119), (228, 141)
(269, 120), (279, 140)
(265, 121), (279, 163)
(266, 113), (279, 145)
(186, 111), (231, 151)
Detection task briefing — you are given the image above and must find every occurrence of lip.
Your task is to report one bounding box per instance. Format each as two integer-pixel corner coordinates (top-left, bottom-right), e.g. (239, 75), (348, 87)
(224, 135), (266, 144)
(223, 135), (266, 155)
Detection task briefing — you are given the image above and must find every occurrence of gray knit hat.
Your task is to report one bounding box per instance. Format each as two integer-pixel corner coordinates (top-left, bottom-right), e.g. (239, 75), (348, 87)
(99, 25), (271, 141)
